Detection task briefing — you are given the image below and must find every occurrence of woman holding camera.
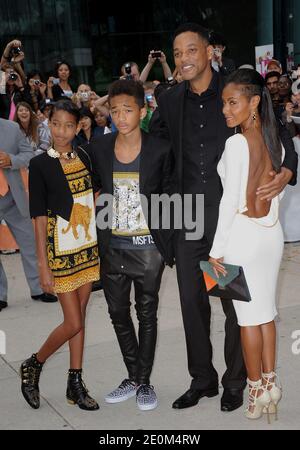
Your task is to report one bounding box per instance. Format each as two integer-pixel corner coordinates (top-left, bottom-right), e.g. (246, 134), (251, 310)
(0, 62), (25, 119)
(72, 84), (92, 109)
(47, 61), (75, 101)
(21, 70), (47, 113)
(0, 39), (25, 70)
(0, 39), (26, 86)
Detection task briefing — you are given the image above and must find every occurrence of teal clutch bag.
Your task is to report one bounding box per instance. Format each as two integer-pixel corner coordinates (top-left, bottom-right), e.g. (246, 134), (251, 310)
(200, 261), (240, 287)
(199, 261), (251, 302)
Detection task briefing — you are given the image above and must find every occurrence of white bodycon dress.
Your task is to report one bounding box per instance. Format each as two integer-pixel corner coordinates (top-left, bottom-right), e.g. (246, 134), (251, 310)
(210, 133), (284, 326)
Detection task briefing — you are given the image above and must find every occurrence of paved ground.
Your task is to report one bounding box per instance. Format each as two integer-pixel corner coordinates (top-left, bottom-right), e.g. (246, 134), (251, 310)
(0, 243), (300, 430)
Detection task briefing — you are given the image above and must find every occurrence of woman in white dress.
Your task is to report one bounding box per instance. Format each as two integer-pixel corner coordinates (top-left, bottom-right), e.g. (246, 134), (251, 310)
(209, 69), (283, 421)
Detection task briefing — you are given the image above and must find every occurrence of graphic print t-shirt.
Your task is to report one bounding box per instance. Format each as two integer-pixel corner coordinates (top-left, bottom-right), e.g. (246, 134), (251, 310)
(110, 153), (155, 250)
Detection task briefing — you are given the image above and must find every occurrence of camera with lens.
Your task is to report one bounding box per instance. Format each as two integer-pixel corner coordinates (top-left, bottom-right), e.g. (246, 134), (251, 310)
(9, 45), (22, 59)
(12, 46), (21, 55)
(124, 63), (133, 80)
(79, 91), (90, 101)
(34, 79), (41, 86)
(9, 72), (18, 82)
(151, 51), (162, 59)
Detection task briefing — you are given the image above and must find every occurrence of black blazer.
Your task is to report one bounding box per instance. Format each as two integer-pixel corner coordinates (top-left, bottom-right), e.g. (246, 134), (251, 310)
(87, 131), (174, 266)
(150, 72), (298, 190)
(29, 147), (92, 221)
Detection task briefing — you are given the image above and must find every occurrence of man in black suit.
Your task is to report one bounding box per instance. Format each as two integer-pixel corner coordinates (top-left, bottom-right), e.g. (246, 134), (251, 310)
(149, 22), (298, 412)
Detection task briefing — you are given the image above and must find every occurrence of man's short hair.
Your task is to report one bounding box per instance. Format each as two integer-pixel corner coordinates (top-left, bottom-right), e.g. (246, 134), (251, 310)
(209, 31), (227, 47)
(108, 79), (145, 108)
(265, 71), (281, 83)
(173, 22), (210, 44)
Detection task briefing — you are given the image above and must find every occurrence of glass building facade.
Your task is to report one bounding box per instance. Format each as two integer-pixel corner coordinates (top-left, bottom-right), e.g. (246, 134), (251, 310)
(0, 0), (299, 93)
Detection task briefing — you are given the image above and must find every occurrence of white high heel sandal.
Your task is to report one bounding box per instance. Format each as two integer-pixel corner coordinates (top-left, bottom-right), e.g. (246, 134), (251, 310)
(262, 371), (282, 420)
(245, 378), (271, 422)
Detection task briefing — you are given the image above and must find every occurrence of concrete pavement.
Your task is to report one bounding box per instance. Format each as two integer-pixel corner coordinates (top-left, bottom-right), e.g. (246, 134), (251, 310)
(0, 243), (300, 430)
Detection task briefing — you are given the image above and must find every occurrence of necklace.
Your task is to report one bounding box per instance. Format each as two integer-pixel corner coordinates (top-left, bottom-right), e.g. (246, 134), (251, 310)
(47, 147), (77, 160)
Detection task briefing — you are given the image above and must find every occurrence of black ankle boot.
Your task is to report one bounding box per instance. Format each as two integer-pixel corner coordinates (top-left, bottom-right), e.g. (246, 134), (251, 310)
(20, 353), (44, 409)
(66, 369), (99, 411)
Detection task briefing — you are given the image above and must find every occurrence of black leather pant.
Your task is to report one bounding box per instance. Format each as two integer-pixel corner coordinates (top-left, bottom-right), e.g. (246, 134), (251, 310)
(101, 247), (165, 385)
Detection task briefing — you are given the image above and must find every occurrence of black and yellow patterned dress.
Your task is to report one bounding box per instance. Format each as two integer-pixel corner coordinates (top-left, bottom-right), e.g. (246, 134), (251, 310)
(47, 157), (99, 293)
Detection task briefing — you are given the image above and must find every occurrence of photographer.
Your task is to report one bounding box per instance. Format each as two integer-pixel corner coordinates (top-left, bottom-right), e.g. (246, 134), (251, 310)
(140, 50), (172, 82)
(1, 39), (26, 85)
(209, 31), (235, 75)
(1, 39), (24, 67)
(120, 61), (141, 81)
(0, 63), (25, 119)
(22, 70), (47, 113)
(72, 84), (92, 109)
(47, 60), (75, 101)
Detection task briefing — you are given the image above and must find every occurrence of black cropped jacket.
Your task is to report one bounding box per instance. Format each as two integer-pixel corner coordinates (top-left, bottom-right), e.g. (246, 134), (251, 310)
(29, 147), (92, 221)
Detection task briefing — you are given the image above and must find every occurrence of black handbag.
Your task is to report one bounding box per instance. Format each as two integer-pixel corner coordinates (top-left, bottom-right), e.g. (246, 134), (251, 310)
(200, 261), (251, 303)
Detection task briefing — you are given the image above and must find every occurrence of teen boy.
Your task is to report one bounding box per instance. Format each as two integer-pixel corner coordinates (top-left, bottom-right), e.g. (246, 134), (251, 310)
(88, 79), (173, 411)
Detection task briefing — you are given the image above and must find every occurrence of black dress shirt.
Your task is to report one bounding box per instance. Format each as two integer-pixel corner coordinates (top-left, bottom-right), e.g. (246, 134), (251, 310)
(182, 72), (232, 206)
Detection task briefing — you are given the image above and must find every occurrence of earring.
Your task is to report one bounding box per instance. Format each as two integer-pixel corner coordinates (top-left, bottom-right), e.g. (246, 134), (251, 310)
(252, 111), (257, 122)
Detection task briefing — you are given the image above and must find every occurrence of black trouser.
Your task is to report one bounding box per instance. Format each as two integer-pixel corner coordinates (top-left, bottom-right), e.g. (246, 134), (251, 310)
(174, 205), (247, 391)
(101, 247), (165, 385)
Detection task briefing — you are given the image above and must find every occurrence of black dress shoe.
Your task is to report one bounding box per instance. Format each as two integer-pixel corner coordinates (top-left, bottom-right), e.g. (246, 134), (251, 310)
(221, 388), (244, 412)
(31, 293), (58, 303)
(172, 387), (219, 409)
(0, 300), (8, 311)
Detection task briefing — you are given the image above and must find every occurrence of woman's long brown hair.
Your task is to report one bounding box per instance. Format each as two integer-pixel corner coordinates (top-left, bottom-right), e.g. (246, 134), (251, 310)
(14, 102), (39, 144)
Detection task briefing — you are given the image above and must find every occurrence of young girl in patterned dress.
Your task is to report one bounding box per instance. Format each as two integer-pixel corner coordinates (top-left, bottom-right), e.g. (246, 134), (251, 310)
(20, 100), (100, 411)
